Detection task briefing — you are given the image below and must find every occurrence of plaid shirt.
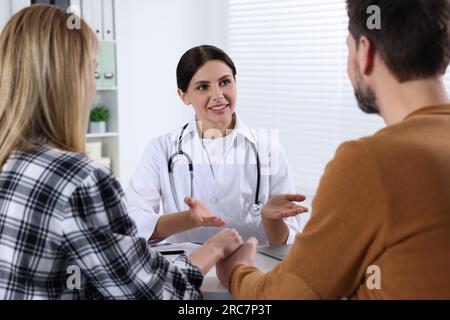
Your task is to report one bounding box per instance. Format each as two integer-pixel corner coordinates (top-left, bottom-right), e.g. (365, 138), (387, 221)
(0, 145), (203, 300)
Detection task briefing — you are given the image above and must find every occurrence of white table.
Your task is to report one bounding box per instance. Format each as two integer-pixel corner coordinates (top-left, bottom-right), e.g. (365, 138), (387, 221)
(201, 252), (280, 300)
(160, 243), (282, 300)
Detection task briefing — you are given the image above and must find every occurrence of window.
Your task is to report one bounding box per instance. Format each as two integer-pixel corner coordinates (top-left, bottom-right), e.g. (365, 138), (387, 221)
(226, 0), (442, 200)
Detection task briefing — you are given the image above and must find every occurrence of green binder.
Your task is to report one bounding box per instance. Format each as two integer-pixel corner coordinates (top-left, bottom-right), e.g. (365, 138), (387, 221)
(99, 41), (117, 88)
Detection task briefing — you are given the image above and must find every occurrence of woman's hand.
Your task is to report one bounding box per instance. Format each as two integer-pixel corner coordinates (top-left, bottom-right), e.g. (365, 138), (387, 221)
(206, 228), (244, 260)
(261, 194), (308, 220)
(184, 197), (226, 227)
(188, 228), (244, 274)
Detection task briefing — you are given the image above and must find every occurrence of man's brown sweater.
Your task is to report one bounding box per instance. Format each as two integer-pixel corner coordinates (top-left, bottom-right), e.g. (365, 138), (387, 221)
(231, 105), (450, 299)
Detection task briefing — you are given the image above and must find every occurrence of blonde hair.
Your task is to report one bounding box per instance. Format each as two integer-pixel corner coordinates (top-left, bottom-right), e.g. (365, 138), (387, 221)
(0, 4), (99, 167)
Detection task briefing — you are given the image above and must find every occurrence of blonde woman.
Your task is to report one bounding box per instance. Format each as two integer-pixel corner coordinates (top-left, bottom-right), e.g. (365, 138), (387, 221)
(0, 4), (243, 300)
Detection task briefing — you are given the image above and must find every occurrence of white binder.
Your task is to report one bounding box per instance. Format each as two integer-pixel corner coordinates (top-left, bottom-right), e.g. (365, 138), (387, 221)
(70, 0), (81, 6)
(69, 0), (82, 15)
(67, 0), (82, 23)
(81, 0), (103, 39)
(102, 0), (115, 41)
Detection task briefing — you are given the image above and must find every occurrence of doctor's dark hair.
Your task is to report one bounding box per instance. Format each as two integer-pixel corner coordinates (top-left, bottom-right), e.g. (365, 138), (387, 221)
(347, 0), (450, 82)
(176, 45), (237, 92)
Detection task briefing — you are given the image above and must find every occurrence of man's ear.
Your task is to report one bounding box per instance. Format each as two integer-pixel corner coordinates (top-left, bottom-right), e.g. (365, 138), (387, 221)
(177, 89), (191, 106)
(358, 36), (375, 76)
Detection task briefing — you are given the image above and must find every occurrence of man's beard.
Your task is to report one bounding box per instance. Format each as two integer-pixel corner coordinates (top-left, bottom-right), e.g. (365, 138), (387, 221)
(353, 63), (380, 115)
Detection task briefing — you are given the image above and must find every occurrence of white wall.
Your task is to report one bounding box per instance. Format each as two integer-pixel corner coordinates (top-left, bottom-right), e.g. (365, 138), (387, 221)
(0, 0), (12, 31)
(116, 0), (226, 185)
(1, 0), (227, 185)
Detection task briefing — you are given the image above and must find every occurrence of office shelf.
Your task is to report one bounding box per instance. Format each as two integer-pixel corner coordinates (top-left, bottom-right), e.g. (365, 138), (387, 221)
(84, 0), (120, 178)
(97, 87), (118, 91)
(3, 0), (121, 179)
(86, 132), (119, 139)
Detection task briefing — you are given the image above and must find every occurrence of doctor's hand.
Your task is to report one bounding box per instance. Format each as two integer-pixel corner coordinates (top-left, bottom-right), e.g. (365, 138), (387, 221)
(261, 194), (309, 220)
(216, 237), (258, 290)
(185, 197), (226, 228)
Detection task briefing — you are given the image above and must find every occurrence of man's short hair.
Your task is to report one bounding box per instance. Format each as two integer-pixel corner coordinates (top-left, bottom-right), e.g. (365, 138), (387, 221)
(347, 0), (450, 82)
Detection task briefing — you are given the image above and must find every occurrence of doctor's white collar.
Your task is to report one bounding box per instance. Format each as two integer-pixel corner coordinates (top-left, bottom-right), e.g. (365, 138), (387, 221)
(176, 114), (257, 146)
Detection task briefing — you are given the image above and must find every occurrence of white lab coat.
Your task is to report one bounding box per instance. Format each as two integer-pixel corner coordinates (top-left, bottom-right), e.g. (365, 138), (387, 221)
(126, 115), (300, 245)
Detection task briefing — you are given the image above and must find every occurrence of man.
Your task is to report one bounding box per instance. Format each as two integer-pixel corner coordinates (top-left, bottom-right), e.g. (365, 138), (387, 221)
(216, 0), (450, 299)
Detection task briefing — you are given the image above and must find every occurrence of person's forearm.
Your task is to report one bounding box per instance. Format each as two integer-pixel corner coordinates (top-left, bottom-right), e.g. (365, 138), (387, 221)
(150, 211), (197, 240)
(188, 241), (222, 274)
(230, 265), (265, 299)
(262, 218), (289, 246)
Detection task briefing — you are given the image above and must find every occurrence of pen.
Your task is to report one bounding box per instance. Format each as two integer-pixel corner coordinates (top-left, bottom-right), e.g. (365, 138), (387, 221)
(159, 250), (185, 255)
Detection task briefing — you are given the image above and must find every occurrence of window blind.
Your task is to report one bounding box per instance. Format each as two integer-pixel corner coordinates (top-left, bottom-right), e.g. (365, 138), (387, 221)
(225, 0), (388, 198)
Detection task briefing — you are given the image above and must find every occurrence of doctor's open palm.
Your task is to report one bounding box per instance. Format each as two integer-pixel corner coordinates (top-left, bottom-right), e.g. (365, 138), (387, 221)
(184, 197), (226, 228)
(262, 194), (309, 220)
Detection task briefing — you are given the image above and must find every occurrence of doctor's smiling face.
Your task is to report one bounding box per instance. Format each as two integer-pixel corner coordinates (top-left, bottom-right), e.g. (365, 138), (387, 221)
(177, 45), (238, 137)
(178, 60), (237, 135)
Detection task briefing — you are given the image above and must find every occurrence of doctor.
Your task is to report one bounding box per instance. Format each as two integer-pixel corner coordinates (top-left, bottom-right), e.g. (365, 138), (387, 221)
(126, 45), (307, 246)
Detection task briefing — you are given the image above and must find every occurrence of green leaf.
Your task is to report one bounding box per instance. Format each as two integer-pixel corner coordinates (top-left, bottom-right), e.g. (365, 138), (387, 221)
(90, 105), (110, 122)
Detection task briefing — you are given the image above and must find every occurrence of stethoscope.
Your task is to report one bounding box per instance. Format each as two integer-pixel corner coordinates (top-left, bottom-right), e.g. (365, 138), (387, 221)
(168, 123), (263, 216)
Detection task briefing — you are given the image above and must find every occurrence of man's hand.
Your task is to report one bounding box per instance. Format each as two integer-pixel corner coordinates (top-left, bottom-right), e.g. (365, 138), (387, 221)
(262, 194), (308, 220)
(185, 197), (226, 227)
(216, 238), (258, 289)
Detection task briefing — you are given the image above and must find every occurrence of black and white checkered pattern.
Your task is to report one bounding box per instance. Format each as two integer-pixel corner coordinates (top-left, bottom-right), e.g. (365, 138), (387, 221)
(0, 145), (203, 300)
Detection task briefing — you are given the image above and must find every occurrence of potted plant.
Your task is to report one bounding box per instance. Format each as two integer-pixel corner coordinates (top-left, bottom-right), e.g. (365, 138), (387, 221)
(89, 105), (110, 134)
